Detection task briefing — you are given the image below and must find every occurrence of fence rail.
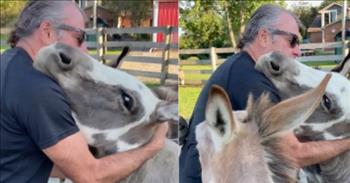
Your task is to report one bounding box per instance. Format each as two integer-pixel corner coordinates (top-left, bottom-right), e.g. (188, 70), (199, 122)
(179, 41), (350, 86)
(1, 26), (178, 85)
(85, 26), (178, 85)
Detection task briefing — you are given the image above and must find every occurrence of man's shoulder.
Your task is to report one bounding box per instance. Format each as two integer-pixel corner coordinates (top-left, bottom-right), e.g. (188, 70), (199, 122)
(210, 51), (259, 82)
(2, 48), (66, 107)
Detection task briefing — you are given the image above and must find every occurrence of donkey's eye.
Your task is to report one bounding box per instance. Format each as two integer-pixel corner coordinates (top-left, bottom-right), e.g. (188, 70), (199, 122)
(121, 91), (133, 111)
(321, 94), (332, 112)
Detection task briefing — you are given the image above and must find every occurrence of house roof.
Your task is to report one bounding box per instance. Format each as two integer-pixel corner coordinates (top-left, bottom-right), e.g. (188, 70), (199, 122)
(83, 5), (114, 14)
(318, 2), (350, 13)
(307, 18), (350, 32)
(310, 15), (321, 28)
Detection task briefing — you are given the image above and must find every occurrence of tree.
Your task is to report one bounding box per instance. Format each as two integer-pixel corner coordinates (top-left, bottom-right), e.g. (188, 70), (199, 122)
(180, 0), (229, 49)
(222, 0), (286, 46)
(319, 0), (344, 10)
(0, 0), (27, 27)
(180, 0), (286, 49)
(290, 5), (318, 38)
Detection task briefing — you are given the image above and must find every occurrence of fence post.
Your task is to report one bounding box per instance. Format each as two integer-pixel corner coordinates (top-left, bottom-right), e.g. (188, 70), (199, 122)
(210, 47), (217, 71)
(97, 27), (106, 63)
(160, 26), (172, 85)
(345, 40), (350, 57)
(179, 66), (185, 85)
(103, 28), (107, 64)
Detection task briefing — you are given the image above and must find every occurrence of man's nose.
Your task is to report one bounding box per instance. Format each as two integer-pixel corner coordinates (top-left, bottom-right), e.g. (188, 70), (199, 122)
(292, 44), (302, 58)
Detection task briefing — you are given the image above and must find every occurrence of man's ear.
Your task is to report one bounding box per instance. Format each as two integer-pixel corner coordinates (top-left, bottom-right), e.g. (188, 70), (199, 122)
(38, 21), (57, 45)
(257, 28), (271, 48)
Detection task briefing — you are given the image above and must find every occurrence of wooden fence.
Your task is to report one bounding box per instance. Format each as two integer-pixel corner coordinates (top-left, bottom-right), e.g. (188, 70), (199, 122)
(179, 41), (350, 86)
(84, 26), (178, 85)
(0, 26), (178, 85)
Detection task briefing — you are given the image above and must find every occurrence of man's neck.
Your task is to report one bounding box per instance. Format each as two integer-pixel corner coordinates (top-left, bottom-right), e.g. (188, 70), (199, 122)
(243, 45), (259, 63)
(16, 38), (38, 61)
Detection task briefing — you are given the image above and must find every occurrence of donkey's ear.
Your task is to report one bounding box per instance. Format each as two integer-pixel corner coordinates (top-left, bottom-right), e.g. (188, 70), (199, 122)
(205, 85), (238, 145)
(110, 46), (129, 68)
(153, 100), (178, 122)
(260, 74), (331, 138)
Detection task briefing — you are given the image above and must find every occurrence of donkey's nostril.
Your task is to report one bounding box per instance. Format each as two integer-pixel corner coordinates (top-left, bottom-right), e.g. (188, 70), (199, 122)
(270, 60), (280, 72)
(59, 53), (71, 65)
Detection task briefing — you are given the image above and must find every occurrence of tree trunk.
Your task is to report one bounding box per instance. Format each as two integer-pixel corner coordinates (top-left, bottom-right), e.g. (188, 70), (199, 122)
(239, 0), (245, 38)
(223, 1), (236, 48)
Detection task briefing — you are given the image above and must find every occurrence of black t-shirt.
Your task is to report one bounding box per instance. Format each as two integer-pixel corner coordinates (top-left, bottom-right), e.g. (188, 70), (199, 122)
(179, 51), (281, 183)
(0, 47), (79, 182)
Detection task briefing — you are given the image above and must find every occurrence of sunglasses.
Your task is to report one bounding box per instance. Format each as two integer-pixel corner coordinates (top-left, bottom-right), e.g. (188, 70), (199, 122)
(268, 28), (300, 48)
(55, 24), (86, 46)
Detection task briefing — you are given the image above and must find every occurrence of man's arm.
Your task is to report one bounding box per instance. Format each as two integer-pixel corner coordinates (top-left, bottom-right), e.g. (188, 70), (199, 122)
(50, 165), (66, 179)
(44, 123), (168, 183)
(279, 133), (350, 168)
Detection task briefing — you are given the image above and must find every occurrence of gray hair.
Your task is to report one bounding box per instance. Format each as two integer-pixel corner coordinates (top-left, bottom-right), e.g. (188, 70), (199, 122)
(8, 1), (78, 48)
(237, 4), (303, 49)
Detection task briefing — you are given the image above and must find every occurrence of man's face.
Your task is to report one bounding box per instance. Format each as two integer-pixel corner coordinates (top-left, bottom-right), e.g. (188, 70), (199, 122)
(268, 13), (302, 59)
(55, 3), (87, 53)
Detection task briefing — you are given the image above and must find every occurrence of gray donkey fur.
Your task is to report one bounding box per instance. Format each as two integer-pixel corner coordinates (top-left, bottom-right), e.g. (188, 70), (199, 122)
(256, 51), (350, 183)
(34, 43), (178, 183)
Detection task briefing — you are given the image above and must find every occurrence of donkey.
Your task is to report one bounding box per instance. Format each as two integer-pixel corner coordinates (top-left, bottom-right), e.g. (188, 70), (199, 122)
(195, 74), (330, 183)
(34, 43), (178, 183)
(256, 51), (350, 183)
(332, 51), (350, 78)
(107, 46), (179, 142)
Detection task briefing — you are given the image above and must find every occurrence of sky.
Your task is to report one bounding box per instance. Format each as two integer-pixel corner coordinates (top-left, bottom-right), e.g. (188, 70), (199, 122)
(285, 0), (324, 9)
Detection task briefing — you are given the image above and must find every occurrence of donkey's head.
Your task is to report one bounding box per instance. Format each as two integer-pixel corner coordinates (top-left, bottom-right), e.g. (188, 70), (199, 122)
(34, 43), (177, 152)
(256, 51), (350, 141)
(196, 75), (330, 183)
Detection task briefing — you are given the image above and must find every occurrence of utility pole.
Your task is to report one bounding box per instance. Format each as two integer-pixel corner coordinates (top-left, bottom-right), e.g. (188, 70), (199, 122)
(93, 0), (97, 29)
(342, 0), (348, 56)
(152, 0), (159, 42)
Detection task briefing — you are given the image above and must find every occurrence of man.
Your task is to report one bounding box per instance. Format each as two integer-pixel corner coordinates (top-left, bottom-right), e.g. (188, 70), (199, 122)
(179, 4), (350, 183)
(0, 1), (168, 183)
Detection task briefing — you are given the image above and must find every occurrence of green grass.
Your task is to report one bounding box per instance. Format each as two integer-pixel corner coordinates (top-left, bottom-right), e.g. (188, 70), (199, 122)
(88, 50), (122, 55)
(184, 74), (210, 80)
(179, 86), (202, 119)
(146, 83), (161, 88)
(182, 65), (212, 70)
(0, 34), (8, 40)
(304, 61), (338, 66)
(181, 64), (212, 81)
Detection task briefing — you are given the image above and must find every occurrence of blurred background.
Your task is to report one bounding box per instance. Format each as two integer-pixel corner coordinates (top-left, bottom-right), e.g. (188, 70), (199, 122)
(179, 0), (349, 119)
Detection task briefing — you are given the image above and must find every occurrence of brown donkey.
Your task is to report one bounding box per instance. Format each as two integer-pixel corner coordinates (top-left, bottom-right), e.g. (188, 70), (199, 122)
(195, 74), (331, 183)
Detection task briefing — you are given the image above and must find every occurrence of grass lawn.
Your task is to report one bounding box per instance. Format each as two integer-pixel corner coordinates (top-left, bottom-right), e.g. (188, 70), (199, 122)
(179, 86), (202, 119)
(88, 49), (122, 55)
(181, 65), (212, 70)
(181, 64), (212, 82)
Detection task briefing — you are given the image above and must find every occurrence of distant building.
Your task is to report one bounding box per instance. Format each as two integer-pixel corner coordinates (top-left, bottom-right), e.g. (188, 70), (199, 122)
(74, 0), (177, 31)
(308, 2), (350, 43)
(83, 5), (114, 28)
(74, 0), (178, 43)
(154, 0), (178, 43)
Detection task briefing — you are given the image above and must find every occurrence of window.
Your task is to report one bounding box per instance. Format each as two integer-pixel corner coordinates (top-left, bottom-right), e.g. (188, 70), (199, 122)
(330, 10), (337, 23)
(324, 10), (337, 25)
